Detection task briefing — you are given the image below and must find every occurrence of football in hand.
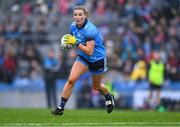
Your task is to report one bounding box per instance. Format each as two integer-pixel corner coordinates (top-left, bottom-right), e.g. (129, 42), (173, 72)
(60, 34), (74, 50)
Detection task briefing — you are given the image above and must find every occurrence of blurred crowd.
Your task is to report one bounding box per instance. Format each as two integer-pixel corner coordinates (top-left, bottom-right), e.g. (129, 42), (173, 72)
(0, 0), (179, 86)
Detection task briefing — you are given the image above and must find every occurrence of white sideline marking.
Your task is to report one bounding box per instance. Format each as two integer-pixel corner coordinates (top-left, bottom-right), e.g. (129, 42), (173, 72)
(0, 122), (180, 126)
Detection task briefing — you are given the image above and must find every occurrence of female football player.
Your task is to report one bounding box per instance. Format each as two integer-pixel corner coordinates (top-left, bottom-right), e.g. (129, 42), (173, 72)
(52, 6), (114, 115)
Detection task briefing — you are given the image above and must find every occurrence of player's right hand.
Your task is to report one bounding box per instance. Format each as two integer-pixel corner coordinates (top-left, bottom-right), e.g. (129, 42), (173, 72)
(63, 34), (77, 45)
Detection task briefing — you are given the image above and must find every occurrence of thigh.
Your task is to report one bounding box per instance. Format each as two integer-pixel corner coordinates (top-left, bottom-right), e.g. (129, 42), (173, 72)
(68, 60), (88, 82)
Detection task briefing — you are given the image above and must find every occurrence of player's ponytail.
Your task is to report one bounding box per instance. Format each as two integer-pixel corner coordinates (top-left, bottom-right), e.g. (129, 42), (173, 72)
(74, 6), (89, 18)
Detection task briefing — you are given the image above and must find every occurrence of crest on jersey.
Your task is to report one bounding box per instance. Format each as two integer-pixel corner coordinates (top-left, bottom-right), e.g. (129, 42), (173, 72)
(77, 31), (82, 37)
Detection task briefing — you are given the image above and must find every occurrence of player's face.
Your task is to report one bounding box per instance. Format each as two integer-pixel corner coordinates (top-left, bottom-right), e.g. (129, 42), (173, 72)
(74, 9), (86, 27)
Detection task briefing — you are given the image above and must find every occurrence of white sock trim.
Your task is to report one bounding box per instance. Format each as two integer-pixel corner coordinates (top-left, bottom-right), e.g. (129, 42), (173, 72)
(57, 106), (62, 109)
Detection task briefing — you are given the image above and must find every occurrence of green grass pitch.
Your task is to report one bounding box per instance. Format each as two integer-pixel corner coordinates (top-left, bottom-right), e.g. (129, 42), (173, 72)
(0, 108), (180, 126)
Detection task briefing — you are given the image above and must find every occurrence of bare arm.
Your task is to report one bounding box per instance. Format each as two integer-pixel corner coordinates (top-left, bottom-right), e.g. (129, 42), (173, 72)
(77, 40), (94, 56)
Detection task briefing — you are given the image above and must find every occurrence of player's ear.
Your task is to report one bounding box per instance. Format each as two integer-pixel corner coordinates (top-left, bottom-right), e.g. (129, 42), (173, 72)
(85, 13), (89, 19)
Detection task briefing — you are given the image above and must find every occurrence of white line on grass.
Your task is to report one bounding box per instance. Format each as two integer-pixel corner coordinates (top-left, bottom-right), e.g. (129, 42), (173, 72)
(0, 122), (180, 126)
(0, 126), (179, 127)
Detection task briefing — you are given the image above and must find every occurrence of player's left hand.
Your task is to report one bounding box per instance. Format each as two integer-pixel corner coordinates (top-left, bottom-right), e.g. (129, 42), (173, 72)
(61, 43), (72, 51)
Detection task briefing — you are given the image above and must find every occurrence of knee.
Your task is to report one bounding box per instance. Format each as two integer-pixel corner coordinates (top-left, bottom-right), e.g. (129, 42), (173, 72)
(67, 78), (75, 86)
(92, 84), (100, 91)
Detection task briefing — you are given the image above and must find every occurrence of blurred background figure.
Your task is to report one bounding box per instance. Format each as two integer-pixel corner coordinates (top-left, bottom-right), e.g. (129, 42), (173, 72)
(130, 60), (147, 81)
(147, 51), (165, 109)
(43, 48), (60, 108)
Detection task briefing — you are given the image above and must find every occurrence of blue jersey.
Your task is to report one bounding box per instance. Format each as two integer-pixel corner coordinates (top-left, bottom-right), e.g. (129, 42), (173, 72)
(69, 20), (106, 62)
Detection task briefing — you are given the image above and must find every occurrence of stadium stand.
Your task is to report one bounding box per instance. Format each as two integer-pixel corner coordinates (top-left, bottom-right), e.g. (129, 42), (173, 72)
(0, 0), (179, 110)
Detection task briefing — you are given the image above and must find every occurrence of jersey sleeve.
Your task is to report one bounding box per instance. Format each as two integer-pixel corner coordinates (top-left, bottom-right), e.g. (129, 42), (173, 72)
(85, 27), (97, 41)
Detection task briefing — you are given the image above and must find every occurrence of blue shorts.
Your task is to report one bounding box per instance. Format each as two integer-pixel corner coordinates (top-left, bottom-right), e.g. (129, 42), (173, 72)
(76, 55), (108, 75)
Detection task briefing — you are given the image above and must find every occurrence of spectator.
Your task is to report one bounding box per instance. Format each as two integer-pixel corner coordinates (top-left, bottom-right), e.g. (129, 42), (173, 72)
(147, 51), (166, 109)
(34, 20), (47, 44)
(3, 49), (17, 83)
(130, 60), (147, 81)
(0, 47), (4, 82)
(166, 51), (179, 81)
(21, 19), (33, 44)
(22, 2), (32, 17)
(43, 49), (60, 108)
(0, 23), (6, 37)
(6, 23), (21, 41)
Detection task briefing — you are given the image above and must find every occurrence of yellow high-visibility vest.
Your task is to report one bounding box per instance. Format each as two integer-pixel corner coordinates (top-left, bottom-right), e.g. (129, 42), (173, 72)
(148, 60), (164, 85)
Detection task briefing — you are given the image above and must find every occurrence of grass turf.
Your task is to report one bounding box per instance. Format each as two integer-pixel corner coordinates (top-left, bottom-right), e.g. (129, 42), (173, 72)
(0, 108), (180, 126)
